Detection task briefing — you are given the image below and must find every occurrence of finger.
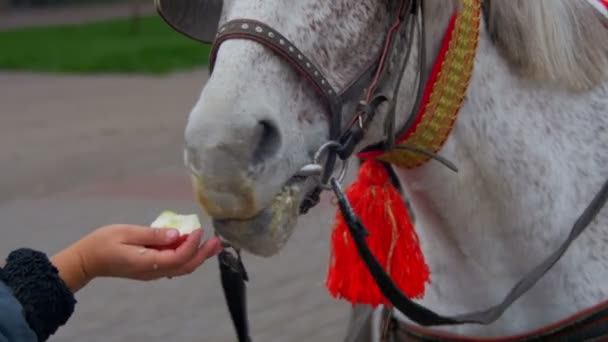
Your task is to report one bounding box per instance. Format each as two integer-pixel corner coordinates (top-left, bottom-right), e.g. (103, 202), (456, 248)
(120, 225), (181, 247)
(123, 229), (202, 275)
(137, 237), (222, 280)
(168, 237), (223, 277)
(147, 229), (204, 271)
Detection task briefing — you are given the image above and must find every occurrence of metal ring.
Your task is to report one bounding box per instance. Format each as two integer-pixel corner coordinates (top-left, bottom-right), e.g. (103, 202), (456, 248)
(310, 141), (349, 190)
(313, 141), (342, 165)
(319, 157), (349, 190)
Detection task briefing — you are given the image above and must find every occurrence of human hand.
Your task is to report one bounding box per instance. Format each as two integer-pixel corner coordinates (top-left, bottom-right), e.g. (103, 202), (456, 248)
(51, 224), (223, 292)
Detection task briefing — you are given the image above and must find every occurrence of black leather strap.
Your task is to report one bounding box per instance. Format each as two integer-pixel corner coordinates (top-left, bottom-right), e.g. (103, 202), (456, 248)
(218, 249), (252, 342)
(390, 299), (608, 341)
(330, 176), (608, 327)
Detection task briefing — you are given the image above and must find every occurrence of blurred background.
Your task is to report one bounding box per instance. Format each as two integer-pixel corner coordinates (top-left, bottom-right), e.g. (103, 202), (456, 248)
(0, 1), (352, 341)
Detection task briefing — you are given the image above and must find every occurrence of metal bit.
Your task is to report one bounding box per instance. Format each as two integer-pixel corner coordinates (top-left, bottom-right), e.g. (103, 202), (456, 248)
(295, 164), (323, 177)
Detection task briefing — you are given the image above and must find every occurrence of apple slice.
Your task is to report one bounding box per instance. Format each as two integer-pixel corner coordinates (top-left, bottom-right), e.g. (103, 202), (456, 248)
(150, 210), (201, 250)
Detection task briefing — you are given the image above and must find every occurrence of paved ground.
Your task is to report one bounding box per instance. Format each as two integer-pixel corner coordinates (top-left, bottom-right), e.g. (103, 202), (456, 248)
(0, 70), (353, 342)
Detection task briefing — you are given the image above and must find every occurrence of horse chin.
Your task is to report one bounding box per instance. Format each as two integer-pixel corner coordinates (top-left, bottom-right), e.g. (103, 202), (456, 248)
(212, 176), (312, 257)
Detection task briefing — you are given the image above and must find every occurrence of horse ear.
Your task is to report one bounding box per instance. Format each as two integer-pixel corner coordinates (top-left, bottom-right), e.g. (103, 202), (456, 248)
(155, 0), (224, 44)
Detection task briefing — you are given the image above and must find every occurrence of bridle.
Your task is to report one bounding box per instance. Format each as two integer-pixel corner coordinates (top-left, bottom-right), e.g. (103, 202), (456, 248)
(207, 3), (424, 341)
(156, 0), (608, 341)
(206, 1), (430, 216)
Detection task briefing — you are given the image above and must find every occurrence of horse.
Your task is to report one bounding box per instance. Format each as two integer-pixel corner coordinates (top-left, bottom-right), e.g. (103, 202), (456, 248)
(158, 0), (608, 340)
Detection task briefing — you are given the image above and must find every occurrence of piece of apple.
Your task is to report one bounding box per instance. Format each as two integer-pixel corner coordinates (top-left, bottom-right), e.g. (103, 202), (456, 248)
(149, 210), (201, 250)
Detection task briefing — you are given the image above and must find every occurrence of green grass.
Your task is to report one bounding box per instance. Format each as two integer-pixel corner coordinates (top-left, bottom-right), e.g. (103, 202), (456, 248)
(0, 15), (211, 74)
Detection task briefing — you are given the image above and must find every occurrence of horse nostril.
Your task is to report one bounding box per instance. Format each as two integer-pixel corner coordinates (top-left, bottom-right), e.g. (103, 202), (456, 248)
(252, 119), (281, 166)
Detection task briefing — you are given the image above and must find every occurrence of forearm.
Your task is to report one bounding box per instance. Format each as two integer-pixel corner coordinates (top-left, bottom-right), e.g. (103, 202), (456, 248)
(50, 245), (91, 293)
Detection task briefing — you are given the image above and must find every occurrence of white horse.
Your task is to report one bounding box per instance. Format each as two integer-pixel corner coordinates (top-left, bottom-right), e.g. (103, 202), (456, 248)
(178, 0), (608, 339)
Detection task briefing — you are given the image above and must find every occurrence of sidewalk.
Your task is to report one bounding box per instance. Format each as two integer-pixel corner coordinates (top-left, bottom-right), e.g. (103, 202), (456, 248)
(0, 70), (352, 341)
(0, 1), (155, 31)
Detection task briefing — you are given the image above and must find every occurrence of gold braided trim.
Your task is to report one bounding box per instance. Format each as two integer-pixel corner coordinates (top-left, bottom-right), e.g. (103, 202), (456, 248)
(376, 0), (481, 169)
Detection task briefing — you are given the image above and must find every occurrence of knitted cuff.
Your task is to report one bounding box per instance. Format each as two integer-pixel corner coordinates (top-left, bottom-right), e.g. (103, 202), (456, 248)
(0, 248), (76, 341)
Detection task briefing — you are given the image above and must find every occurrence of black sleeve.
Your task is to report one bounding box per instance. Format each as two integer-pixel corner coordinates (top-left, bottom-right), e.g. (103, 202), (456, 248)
(0, 248), (77, 341)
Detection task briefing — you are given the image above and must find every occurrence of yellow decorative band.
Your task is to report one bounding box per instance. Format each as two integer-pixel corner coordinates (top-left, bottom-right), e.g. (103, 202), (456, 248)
(373, 0), (481, 169)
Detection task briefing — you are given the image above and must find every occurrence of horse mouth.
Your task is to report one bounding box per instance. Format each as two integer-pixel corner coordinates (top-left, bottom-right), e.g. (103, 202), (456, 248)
(211, 174), (313, 257)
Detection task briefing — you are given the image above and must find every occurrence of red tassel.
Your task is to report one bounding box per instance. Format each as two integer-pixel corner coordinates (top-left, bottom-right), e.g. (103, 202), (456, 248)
(325, 159), (430, 307)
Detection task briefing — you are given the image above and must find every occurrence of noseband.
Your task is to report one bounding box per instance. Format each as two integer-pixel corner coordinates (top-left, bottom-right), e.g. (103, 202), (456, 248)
(159, 0), (608, 341)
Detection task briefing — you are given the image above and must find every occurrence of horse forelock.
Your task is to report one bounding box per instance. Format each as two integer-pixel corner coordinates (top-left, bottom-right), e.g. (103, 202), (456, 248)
(483, 0), (608, 91)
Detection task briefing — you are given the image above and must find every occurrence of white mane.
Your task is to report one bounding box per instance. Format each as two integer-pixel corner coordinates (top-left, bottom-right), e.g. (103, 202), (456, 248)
(484, 0), (608, 90)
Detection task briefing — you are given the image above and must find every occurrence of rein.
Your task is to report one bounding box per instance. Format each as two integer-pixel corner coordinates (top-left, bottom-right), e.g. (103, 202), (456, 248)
(335, 177), (608, 326)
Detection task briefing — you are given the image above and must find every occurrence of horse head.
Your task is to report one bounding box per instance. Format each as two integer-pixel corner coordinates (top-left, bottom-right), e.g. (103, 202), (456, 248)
(174, 0), (456, 256)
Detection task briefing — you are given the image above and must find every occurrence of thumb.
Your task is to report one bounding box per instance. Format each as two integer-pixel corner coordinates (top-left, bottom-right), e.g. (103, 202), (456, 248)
(120, 225), (181, 246)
